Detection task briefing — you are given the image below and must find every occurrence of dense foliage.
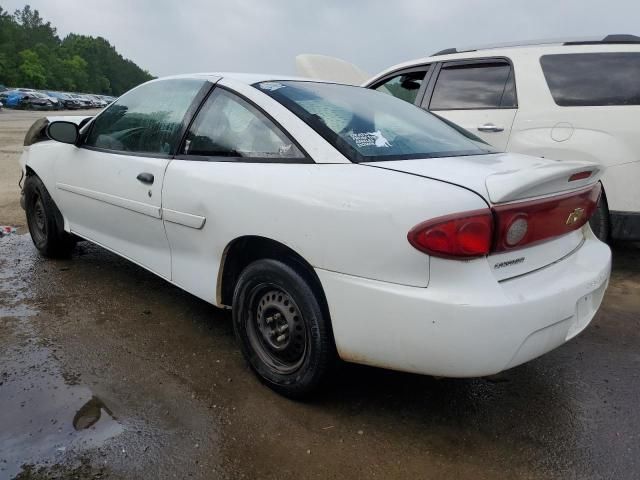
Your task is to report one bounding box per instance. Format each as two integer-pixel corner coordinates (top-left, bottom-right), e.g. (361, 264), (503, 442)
(0, 4), (153, 94)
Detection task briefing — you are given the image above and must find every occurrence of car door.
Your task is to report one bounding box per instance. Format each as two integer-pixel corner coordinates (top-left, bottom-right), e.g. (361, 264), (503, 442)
(161, 85), (309, 303)
(422, 59), (518, 150)
(54, 77), (211, 278)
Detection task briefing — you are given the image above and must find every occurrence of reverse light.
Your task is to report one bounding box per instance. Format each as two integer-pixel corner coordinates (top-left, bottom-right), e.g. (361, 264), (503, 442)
(505, 216), (529, 246)
(407, 210), (493, 259)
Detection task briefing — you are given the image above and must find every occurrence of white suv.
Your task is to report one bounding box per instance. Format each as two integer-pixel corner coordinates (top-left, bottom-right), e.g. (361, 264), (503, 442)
(303, 35), (640, 241)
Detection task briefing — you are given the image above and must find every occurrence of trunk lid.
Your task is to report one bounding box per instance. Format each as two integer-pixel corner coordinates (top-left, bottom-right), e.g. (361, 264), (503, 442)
(364, 152), (601, 205)
(364, 152), (602, 280)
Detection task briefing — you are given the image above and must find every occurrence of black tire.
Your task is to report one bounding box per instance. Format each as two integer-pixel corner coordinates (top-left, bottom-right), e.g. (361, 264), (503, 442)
(589, 190), (610, 242)
(24, 174), (76, 258)
(232, 259), (335, 398)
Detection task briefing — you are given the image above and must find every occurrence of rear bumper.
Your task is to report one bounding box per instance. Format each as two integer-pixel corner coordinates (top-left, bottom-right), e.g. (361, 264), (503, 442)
(610, 211), (640, 241)
(317, 230), (611, 377)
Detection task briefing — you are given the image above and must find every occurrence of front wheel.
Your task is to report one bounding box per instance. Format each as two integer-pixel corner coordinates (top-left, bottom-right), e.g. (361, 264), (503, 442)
(232, 259), (335, 398)
(24, 174), (76, 257)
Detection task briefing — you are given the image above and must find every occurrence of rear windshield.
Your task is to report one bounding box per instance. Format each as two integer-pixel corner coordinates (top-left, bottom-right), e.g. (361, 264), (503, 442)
(541, 53), (640, 106)
(254, 80), (496, 163)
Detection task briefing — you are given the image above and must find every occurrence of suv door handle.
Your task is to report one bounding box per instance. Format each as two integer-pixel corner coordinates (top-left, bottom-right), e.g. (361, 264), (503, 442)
(136, 172), (154, 185)
(477, 123), (504, 133)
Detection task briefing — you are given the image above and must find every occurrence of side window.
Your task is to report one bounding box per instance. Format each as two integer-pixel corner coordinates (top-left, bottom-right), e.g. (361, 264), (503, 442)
(373, 70), (428, 104)
(183, 88), (305, 160)
(85, 78), (206, 155)
(429, 61), (517, 110)
(540, 53), (640, 106)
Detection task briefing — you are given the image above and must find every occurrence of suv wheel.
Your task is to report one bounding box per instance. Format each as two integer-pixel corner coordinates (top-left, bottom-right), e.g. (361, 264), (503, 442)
(589, 192), (610, 242)
(232, 259), (334, 398)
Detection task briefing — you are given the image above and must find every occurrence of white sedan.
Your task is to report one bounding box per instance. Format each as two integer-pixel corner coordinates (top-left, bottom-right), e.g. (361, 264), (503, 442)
(20, 73), (611, 397)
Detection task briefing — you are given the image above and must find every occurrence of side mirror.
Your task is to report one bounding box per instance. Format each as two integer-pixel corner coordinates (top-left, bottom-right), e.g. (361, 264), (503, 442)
(47, 121), (79, 145)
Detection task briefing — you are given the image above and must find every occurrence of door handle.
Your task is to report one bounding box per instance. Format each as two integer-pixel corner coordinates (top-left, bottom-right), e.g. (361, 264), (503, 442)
(477, 123), (504, 133)
(136, 172), (154, 185)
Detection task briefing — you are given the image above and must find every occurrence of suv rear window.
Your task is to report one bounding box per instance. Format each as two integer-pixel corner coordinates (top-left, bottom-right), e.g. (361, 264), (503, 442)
(541, 53), (640, 106)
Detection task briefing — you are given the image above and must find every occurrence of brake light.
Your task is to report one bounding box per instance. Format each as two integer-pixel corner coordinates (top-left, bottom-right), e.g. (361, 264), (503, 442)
(569, 171), (592, 182)
(408, 183), (601, 259)
(407, 209), (493, 258)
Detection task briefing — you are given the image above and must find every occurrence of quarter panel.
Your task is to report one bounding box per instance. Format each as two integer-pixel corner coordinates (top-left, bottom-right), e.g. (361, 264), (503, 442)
(162, 161), (487, 304)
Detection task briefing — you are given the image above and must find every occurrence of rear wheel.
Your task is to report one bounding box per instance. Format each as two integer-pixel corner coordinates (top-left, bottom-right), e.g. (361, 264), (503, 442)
(232, 259), (335, 398)
(589, 191), (610, 242)
(24, 174), (76, 257)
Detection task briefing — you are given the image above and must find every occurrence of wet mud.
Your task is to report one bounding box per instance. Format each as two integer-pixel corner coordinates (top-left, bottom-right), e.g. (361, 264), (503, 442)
(1, 230), (639, 479)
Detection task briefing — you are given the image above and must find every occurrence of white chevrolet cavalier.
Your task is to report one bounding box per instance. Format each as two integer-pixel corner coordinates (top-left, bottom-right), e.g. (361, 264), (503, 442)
(20, 73), (611, 397)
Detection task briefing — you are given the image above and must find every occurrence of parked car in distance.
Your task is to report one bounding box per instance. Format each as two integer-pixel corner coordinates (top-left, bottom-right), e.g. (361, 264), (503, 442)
(69, 93), (93, 109)
(46, 92), (81, 110)
(0, 90), (52, 110)
(100, 95), (117, 104)
(87, 94), (108, 108)
(0, 90), (22, 108)
(19, 74), (611, 397)
(26, 91), (55, 110)
(38, 91), (62, 110)
(305, 34), (640, 242)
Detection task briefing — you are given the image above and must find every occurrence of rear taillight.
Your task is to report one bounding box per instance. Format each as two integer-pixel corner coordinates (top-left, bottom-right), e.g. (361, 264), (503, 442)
(408, 183), (602, 259)
(493, 183), (601, 252)
(407, 209), (493, 259)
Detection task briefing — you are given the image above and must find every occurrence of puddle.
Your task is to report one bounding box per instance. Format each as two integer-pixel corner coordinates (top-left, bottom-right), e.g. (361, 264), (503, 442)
(0, 235), (123, 478)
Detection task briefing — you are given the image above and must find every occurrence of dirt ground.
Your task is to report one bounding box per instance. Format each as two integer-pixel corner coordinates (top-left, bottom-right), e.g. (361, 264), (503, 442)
(1, 109), (639, 479)
(0, 109), (102, 229)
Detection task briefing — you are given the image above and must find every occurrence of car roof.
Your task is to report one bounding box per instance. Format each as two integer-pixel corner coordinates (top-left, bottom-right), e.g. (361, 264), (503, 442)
(159, 72), (334, 85)
(368, 34), (640, 84)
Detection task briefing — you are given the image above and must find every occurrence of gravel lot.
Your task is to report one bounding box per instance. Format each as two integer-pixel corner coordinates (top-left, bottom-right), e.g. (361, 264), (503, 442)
(1, 109), (639, 479)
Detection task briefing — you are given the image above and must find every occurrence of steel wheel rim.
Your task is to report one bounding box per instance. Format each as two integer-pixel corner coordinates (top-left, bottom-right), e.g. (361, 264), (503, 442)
(247, 284), (308, 375)
(28, 193), (47, 245)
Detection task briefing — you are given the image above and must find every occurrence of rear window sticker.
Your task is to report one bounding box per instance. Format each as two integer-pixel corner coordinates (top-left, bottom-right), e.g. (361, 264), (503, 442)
(348, 131), (392, 148)
(259, 82), (286, 92)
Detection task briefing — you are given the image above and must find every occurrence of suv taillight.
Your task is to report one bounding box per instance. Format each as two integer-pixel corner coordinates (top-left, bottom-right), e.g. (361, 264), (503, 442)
(408, 183), (602, 259)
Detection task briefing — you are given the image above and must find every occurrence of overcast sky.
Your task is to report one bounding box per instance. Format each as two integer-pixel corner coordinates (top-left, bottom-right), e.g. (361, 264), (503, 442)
(3, 0), (640, 77)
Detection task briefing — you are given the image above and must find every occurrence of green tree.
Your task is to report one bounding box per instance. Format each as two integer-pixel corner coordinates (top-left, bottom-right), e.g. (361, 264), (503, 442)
(61, 54), (88, 91)
(0, 4), (153, 94)
(17, 49), (46, 87)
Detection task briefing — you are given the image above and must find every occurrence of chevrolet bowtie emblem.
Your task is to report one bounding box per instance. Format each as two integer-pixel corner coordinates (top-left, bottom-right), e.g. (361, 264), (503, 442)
(566, 207), (585, 226)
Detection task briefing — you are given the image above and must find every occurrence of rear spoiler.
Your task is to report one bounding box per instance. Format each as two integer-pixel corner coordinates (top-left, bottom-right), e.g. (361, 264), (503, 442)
(24, 115), (93, 146)
(486, 161), (602, 204)
(295, 54), (370, 86)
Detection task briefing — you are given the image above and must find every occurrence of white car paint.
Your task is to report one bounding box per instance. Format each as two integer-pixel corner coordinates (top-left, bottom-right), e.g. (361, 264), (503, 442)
(19, 73), (611, 378)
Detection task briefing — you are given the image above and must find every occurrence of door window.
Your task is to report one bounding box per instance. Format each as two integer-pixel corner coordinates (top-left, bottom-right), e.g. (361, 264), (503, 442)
(182, 88), (305, 160)
(85, 78), (207, 155)
(429, 61), (517, 110)
(374, 70), (428, 104)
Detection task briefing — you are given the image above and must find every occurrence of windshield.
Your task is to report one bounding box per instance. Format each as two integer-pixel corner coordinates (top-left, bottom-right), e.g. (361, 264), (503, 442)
(254, 80), (497, 163)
